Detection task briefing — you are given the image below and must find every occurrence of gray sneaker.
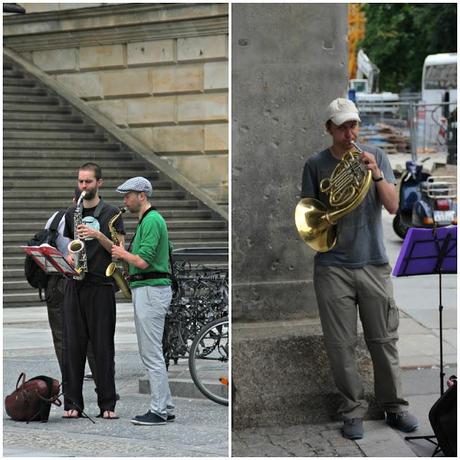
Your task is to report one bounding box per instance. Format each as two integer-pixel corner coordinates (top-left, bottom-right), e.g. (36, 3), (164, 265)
(342, 418), (364, 440)
(386, 411), (419, 432)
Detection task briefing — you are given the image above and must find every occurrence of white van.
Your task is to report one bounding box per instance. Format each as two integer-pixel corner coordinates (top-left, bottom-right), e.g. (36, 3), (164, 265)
(419, 53), (457, 149)
(421, 53), (457, 106)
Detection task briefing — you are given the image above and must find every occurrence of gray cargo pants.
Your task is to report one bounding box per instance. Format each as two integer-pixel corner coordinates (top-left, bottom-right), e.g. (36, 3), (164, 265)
(314, 263), (408, 419)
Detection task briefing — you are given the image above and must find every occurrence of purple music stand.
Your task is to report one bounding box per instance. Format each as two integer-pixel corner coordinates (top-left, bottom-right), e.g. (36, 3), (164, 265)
(393, 225), (457, 454)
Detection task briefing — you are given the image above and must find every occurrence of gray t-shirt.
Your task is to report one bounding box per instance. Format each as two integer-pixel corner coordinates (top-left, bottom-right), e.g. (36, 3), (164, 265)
(301, 143), (396, 268)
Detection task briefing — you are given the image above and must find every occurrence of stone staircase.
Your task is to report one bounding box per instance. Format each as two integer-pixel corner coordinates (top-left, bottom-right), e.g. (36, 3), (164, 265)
(3, 58), (228, 307)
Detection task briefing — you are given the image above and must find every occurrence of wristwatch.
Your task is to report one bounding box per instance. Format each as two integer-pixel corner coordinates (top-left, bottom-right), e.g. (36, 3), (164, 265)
(373, 171), (384, 182)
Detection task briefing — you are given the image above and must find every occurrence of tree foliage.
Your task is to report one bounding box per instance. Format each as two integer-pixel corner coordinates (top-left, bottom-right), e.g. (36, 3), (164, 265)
(360, 3), (457, 92)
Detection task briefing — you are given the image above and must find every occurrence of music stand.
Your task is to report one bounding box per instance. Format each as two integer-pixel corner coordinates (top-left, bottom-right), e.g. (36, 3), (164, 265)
(392, 225), (457, 455)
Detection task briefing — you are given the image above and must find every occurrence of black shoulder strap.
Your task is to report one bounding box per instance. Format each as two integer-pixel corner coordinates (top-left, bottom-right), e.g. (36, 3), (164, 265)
(93, 198), (104, 219)
(127, 206), (157, 251)
(50, 210), (65, 232)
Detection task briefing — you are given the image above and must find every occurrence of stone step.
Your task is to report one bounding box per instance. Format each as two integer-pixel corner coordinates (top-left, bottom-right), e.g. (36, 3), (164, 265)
(3, 69), (26, 78)
(3, 103), (71, 113)
(4, 229), (227, 245)
(5, 209), (212, 222)
(3, 159), (148, 170)
(4, 121), (97, 132)
(4, 94), (61, 104)
(4, 240), (227, 261)
(5, 113), (84, 122)
(4, 86), (47, 96)
(4, 131), (107, 141)
(3, 167), (151, 179)
(3, 77), (36, 87)
(4, 139), (121, 150)
(3, 178), (170, 190)
(3, 198), (198, 210)
(4, 189), (184, 200)
(3, 149), (134, 159)
(4, 219), (226, 233)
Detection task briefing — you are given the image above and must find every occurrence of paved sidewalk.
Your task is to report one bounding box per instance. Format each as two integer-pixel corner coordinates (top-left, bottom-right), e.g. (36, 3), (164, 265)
(3, 303), (229, 457)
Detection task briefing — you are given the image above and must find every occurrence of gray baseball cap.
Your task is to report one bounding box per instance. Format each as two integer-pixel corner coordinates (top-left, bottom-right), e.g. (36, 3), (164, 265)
(116, 176), (153, 196)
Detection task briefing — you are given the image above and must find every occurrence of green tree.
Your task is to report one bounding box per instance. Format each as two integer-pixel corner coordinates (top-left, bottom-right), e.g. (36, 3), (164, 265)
(360, 3), (457, 92)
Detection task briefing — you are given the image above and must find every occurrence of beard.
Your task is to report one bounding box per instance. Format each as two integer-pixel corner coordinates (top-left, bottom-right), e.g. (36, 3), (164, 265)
(82, 188), (97, 200)
(127, 202), (141, 214)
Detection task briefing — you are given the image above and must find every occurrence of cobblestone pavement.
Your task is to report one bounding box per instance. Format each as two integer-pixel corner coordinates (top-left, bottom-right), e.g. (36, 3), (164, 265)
(233, 423), (366, 457)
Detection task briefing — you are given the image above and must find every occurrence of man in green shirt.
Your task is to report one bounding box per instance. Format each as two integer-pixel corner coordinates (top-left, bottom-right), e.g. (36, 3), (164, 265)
(111, 176), (174, 426)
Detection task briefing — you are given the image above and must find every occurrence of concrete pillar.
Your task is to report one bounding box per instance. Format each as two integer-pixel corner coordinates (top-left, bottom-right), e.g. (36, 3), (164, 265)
(232, 4), (377, 429)
(232, 3), (348, 322)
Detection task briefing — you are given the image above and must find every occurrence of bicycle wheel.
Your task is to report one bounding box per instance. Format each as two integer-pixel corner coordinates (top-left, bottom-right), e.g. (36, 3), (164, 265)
(188, 316), (229, 406)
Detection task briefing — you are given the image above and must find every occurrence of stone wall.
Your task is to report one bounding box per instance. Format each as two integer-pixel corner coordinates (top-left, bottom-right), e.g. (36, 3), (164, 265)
(4, 3), (228, 205)
(232, 3), (348, 321)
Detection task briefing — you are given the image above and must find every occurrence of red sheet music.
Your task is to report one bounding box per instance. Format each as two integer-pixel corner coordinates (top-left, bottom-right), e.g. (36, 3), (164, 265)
(22, 245), (77, 276)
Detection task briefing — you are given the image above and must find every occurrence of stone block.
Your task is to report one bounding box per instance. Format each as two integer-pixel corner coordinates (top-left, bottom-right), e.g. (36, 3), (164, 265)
(168, 154), (227, 189)
(56, 72), (102, 99)
(19, 51), (33, 62)
(177, 35), (227, 62)
(88, 100), (127, 126)
(33, 48), (77, 72)
(152, 125), (204, 153)
(204, 124), (228, 152)
(232, 321), (380, 430)
(177, 94), (228, 123)
(127, 127), (153, 147)
(152, 64), (203, 95)
(101, 69), (150, 98)
(127, 39), (175, 66)
(126, 96), (175, 126)
(80, 44), (125, 70)
(204, 61), (228, 91)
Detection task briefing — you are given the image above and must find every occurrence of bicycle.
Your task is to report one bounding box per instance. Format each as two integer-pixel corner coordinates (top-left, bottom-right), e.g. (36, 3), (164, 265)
(188, 316), (229, 406)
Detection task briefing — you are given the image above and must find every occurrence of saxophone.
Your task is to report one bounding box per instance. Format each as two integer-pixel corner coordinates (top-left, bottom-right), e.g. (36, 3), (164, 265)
(68, 191), (88, 280)
(105, 207), (132, 299)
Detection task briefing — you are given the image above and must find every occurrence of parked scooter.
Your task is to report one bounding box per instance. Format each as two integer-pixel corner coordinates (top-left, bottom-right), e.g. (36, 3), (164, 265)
(392, 159), (457, 239)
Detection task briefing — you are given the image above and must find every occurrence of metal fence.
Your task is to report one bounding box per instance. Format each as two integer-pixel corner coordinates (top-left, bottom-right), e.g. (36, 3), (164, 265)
(356, 100), (457, 164)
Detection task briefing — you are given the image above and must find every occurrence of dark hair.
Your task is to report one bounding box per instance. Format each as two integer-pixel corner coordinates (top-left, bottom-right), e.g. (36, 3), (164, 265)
(79, 162), (102, 180)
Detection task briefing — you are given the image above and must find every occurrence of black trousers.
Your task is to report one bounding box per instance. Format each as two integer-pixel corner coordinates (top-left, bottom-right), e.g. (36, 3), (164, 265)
(45, 275), (97, 379)
(62, 278), (117, 412)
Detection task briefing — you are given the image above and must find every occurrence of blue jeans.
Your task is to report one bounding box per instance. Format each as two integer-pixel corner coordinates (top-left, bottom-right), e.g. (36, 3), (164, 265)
(132, 285), (174, 419)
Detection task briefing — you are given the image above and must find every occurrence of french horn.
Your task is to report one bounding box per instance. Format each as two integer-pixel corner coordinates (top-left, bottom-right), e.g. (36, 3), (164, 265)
(295, 142), (372, 252)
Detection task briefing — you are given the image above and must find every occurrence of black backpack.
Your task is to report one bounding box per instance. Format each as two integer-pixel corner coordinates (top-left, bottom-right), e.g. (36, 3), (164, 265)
(24, 210), (66, 301)
(429, 376), (457, 457)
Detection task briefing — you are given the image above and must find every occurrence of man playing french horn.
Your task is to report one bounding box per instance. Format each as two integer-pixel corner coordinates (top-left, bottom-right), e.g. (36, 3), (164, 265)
(62, 162), (125, 420)
(300, 98), (418, 440)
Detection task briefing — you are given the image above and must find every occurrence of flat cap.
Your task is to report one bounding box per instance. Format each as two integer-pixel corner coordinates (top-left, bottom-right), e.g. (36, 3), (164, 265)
(116, 176), (153, 196)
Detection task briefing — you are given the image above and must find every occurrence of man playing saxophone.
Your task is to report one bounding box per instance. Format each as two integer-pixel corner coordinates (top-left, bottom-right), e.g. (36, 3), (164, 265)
(62, 162), (125, 419)
(301, 98), (418, 439)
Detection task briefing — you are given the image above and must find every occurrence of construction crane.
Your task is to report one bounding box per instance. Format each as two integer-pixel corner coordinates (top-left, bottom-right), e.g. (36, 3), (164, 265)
(348, 4), (365, 80)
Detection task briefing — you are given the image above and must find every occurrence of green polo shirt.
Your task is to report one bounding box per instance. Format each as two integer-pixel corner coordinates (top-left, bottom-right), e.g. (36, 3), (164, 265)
(129, 209), (172, 289)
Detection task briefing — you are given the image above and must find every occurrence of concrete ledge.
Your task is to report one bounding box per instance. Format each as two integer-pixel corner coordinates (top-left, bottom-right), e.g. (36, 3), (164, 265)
(233, 320), (382, 430)
(3, 47), (228, 221)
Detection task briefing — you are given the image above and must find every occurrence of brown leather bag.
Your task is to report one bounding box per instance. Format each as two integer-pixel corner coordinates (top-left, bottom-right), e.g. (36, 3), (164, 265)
(5, 373), (61, 422)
